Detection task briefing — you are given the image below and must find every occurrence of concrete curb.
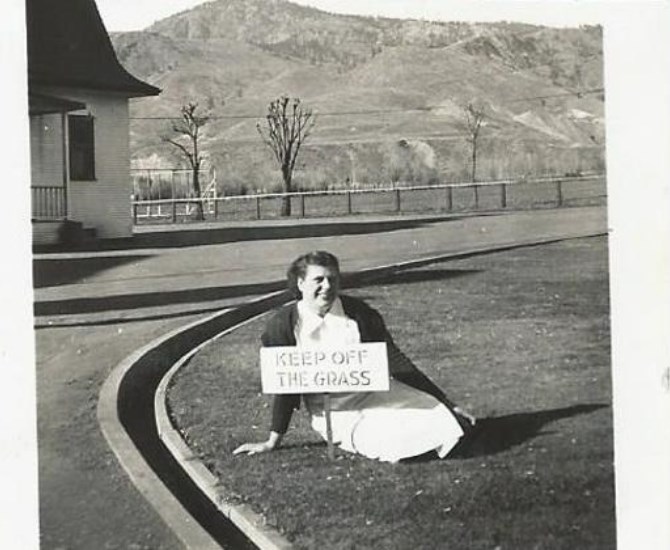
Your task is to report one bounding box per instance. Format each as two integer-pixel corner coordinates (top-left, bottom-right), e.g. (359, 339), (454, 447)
(98, 290), (290, 549)
(100, 229), (606, 550)
(97, 308), (235, 549)
(156, 310), (295, 550)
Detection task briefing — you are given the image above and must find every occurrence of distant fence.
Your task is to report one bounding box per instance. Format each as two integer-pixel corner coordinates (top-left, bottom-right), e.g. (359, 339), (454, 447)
(131, 174), (606, 225)
(131, 168), (206, 201)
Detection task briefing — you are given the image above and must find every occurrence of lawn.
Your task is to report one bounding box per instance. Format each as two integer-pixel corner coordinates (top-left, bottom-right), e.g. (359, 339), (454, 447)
(166, 236), (614, 549)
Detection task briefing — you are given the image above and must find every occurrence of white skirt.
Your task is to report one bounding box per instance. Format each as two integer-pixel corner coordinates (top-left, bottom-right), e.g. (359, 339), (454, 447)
(306, 379), (464, 463)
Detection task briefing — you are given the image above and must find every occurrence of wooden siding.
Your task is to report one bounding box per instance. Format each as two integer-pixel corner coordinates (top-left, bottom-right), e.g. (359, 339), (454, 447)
(30, 113), (65, 188)
(41, 87), (133, 239)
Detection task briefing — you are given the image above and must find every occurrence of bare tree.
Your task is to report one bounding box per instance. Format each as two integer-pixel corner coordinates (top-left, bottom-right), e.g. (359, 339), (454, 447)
(257, 95), (315, 216)
(463, 101), (486, 184)
(164, 102), (209, 220)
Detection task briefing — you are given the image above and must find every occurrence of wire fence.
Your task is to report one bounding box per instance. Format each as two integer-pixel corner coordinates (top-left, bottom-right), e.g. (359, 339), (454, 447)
(131, 174), (606, 225)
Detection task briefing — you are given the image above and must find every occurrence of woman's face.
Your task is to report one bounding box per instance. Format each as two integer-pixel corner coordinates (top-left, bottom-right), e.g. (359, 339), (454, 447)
(297, 263), (341, 316)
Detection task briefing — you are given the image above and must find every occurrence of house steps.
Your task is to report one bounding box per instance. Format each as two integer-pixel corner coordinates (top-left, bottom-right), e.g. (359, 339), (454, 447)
(32, 219), (97, 247)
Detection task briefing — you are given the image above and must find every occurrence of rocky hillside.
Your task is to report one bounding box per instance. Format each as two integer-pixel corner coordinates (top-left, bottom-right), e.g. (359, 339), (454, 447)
(111, 0), (604, 193)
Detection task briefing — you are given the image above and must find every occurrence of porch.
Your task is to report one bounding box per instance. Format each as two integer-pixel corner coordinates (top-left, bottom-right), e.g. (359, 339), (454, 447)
(32, 185), (67, 220)
(29, 92), (86, 245)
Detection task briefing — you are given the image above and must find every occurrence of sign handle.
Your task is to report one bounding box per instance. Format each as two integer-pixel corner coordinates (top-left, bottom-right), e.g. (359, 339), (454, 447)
(324, 393), (335, 460)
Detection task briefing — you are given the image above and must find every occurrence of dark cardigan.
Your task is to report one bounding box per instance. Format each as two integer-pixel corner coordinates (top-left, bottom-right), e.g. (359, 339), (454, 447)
(261, 295), (454, 434)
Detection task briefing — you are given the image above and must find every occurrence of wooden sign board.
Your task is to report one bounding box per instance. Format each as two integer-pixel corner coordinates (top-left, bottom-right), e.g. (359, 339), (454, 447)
(260, 342), (389, 394)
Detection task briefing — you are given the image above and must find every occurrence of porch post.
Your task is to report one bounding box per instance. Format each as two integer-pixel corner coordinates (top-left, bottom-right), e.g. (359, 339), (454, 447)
(61, 112), (69, 219)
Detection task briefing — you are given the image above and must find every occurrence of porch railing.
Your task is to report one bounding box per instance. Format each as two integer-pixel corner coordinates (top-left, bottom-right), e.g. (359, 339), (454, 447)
(32, 186), (66, 220)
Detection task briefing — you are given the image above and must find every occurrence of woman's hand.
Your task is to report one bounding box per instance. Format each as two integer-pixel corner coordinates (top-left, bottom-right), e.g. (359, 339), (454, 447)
(233, 432), (282, 456)
(232, 441), (274, 456)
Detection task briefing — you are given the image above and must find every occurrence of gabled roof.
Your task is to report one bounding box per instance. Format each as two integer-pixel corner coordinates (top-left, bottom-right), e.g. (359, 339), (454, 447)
(26, 0), (160, 97)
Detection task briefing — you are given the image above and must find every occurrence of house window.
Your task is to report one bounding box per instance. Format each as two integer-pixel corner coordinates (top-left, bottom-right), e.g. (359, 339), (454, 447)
(68, 114), (95, 181)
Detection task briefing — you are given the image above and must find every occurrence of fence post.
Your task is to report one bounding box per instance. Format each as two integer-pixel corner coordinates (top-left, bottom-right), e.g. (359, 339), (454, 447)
(157, 172), (162, 217)
(395, 188), (401, 213)
(133, 202), (138, 225)
(474, 185), (479, 210)
(300, 194), (305, 218)
(214, 198), (219, 220)
(256, 196), (261, 220)
(346, 192), (352, 215)
(501, 183), (507, 209)
(172, 200), (177, 223)
(556, 180), (564, 207)
(446, 186), (453, 211)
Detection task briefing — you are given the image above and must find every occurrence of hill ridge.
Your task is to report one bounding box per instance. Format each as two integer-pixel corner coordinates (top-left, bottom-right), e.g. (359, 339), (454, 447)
(111, 0), (605, 193)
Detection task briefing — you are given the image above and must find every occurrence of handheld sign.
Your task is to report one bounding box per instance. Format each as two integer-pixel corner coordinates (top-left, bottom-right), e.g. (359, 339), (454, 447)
(260, 342), (390, 460)
(260, 342), (390, 394)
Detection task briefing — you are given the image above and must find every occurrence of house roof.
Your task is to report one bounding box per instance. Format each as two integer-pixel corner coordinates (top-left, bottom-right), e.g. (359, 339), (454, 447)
(26, 0), (160, 97)
(29, 92), (87, 115)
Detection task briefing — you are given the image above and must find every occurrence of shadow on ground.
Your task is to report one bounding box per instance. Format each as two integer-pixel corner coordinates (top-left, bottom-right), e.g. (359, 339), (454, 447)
(32, 215), (477, 288)
(261, 405), (609, 460)
(448, 403), (609, 459)
(33, 254), (153, 289)
(352, 268), (482, 287)
(33, 301), (259, 329)
(33, 281), (288, 316)
(33, 214), (472, 255)
(33, 268), (481, 317)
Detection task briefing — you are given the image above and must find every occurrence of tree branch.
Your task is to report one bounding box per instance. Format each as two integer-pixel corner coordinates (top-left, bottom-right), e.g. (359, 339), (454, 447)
(257, 95), (316, 213)
(164, 138), (195, 168)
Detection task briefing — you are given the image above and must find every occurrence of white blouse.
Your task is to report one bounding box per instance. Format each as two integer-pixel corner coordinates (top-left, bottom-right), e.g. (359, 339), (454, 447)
(294, 298), (369, 413)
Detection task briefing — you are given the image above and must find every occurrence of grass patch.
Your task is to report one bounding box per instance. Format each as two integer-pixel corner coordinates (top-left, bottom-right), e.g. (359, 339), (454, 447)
(167, 236), (614, 549)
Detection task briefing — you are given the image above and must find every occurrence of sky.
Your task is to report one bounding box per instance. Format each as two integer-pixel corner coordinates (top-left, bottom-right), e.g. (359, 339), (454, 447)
(95, 0), (609, 32)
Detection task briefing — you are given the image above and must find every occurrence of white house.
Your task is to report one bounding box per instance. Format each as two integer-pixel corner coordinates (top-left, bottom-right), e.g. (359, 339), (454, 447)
(27, 0), (160, 245)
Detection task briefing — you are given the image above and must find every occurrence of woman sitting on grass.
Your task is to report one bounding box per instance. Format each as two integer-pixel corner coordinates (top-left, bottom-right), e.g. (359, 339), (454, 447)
(233, 250), (475, 463)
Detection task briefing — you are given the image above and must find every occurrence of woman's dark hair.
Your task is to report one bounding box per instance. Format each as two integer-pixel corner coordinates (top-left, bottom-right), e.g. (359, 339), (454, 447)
(287, 251), (341, 299)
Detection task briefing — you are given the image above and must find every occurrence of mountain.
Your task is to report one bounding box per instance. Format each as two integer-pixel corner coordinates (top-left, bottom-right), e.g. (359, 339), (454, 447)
(111, 0), (604, 193)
